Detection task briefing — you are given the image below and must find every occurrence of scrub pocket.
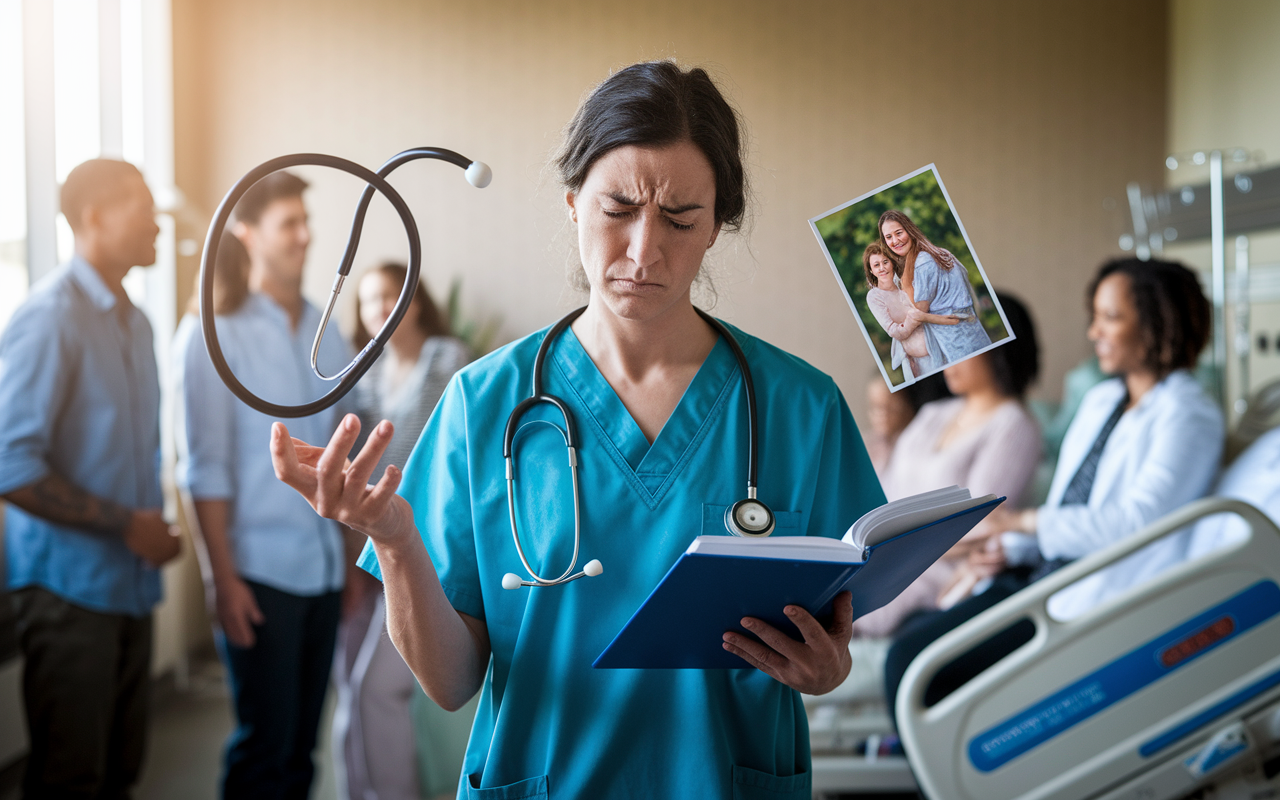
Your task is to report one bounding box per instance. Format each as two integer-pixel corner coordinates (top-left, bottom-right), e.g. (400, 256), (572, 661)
(463, 774), (549, 799)
(731, 764), (811, 800)
(702, 504), (802, 537)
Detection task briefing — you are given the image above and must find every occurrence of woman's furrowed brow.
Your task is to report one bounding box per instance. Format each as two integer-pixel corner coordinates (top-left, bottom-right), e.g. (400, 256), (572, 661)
(604, 191), (703, 214)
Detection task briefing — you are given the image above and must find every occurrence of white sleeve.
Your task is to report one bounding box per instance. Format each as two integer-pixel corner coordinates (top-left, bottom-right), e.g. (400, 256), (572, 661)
(1037, 394), (1224, 560)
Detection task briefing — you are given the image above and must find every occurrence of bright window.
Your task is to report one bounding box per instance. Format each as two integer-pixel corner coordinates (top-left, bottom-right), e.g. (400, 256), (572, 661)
(0, 0), (27, 331)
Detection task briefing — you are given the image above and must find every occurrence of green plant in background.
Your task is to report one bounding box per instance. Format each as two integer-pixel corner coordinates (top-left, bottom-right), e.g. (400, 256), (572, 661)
(446, 276), (502, 355)
(814, 169), (1009, 384)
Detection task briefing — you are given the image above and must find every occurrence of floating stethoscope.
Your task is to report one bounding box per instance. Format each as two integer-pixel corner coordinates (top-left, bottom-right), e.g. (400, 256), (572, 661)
(198, 147), (491, 418)
(199, 148), (774, 594)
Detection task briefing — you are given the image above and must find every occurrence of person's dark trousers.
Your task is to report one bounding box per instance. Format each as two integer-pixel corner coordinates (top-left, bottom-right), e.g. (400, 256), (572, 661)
(11, 586), (153, 800)
(884, 568), (1036, 729)
(218, 580), (341, 800)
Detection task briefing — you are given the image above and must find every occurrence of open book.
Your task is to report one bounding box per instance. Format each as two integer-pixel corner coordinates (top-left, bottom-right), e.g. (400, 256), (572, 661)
(594, 487), (1000, 669)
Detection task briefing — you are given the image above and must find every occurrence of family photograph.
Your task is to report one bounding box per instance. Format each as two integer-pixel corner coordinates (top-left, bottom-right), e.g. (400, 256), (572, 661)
(811, 165), (1012, 389)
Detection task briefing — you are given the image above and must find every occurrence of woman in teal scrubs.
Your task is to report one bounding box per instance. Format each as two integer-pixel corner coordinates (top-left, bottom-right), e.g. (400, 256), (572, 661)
(271, 61), (885, 799)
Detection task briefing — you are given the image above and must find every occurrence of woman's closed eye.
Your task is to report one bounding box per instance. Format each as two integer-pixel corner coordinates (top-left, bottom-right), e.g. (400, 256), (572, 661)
(602, 208), (697, 231)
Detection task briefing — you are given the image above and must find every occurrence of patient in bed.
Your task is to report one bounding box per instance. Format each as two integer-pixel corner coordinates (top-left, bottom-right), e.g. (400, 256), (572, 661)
(883, 257), (1223, 723)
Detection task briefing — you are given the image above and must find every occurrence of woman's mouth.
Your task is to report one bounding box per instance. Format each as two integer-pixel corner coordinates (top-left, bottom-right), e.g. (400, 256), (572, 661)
(611, 277), (663, 294)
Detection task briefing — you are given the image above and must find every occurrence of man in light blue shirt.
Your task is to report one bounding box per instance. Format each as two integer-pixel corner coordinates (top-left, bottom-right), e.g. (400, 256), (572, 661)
(174, 171), (355, 799)
(0, 158), (180, 798)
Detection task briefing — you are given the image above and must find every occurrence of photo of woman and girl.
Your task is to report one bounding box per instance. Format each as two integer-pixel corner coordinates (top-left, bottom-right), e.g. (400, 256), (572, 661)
(811, 165), (1010, 389)
(865, 210), (992, 378)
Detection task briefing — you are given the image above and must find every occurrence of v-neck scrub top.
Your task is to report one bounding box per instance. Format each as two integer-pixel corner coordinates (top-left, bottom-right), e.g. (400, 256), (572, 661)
(358, 320), (885, 800)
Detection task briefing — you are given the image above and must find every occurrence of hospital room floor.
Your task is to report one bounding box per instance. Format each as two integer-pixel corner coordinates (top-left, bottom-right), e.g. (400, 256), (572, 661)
(0, 654), (339, 800)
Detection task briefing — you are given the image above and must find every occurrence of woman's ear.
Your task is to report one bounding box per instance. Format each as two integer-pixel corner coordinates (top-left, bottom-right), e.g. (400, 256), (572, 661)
(565, 191), (577, 223)
(707, 222), (723, 250)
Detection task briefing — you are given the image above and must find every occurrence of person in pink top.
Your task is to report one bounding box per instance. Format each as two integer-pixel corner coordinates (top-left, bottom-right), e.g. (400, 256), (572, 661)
(863, 242), (960, 379)
(854, 293), (1042, 637)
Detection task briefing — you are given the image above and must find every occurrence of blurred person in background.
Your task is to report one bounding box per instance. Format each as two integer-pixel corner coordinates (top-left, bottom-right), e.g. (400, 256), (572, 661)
(173, 172), (358, 799)
(853, 293), (1041, 638)
(863, 372), (951, 478)
(0, 158), (180, 798)
(885, 257), (1222, 723)
(333, 262), (471, 800)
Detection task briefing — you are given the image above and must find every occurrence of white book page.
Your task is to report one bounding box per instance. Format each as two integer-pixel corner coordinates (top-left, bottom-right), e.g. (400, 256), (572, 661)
(842, 488), (997, 551)
(686, 535), (863, 564)
(684, 487), (997, 563)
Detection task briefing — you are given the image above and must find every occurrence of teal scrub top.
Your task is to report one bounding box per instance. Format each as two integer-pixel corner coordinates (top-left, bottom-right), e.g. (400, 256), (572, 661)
(358, 319), (885, 800)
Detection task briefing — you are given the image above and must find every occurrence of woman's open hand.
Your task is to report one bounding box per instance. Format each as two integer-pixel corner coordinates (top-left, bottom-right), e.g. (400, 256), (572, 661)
(270, 414), (411, 546)
(722, 591), (854, 695)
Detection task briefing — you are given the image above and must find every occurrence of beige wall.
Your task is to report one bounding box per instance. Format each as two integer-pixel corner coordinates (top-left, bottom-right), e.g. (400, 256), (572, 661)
(172, 0), (1168, 423)
(1167, 0), (1280, 402)
(1169, 0), (1280, 170)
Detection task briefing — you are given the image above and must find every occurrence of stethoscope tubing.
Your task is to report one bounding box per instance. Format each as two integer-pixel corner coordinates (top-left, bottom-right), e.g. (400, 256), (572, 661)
(500, 305), (767, 587)
(199, 148), (478, 418)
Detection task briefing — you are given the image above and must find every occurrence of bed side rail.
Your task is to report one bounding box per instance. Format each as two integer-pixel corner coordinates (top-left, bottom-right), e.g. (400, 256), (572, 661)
(897, 498), (1280, 800)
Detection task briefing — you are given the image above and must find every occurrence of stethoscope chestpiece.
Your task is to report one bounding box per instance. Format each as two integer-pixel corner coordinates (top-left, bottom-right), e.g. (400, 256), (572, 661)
(725, 496), (776, 538)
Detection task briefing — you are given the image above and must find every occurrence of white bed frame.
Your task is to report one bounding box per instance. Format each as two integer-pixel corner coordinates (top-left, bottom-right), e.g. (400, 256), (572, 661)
(897, 497), (1280, 800)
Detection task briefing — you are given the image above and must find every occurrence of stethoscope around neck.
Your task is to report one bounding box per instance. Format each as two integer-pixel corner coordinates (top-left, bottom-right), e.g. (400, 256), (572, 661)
(499, 305), (776, 590)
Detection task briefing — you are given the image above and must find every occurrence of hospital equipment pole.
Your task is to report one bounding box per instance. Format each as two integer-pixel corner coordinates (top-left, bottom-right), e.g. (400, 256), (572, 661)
(1210, 149), (1227, 404)
(1234, 234), (1251, 416)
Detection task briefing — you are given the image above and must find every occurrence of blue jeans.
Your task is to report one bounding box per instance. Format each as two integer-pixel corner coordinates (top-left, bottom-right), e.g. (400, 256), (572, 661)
(218, 580), (341, 800)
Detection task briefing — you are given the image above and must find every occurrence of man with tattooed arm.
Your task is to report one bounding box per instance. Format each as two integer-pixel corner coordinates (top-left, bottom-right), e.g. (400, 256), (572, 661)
(0, 158), (180, 798)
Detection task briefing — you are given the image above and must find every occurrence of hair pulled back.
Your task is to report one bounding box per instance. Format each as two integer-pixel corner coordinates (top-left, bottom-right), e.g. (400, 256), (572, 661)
(555, 61), (747, 232)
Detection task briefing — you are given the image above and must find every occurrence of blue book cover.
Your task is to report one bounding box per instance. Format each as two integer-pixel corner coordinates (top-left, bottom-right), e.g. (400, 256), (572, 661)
(593, 497), (1002, 669)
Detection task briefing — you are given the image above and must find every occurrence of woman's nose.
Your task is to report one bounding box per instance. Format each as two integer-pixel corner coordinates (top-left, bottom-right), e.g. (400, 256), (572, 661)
(626, 211), (663, 268)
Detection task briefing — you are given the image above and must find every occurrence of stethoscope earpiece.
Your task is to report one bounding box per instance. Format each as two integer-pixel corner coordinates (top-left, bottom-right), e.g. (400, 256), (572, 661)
(465, 161), (492, 189)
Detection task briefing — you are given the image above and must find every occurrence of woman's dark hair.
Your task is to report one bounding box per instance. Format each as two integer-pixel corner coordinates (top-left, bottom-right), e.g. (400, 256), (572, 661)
(554, 61), (747, 232)
(351, 261), (449, 350)
(184, 229), (250, 317)
(985, 292), (1040, 400)
(1087, 257), (1210, 377)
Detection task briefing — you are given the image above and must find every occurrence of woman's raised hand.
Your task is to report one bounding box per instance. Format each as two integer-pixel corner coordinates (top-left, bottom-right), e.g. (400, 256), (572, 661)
(270, 414), (412, 545)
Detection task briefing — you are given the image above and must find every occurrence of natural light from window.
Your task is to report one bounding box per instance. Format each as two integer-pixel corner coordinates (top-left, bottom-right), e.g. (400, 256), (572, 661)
(0, 0), (28, 331)
(54, 0), (102, 264)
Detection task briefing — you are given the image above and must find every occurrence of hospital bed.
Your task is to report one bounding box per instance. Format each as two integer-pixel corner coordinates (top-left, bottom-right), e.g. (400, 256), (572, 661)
(808, 639), (917, 797)
(894, 497), (1280, 800)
